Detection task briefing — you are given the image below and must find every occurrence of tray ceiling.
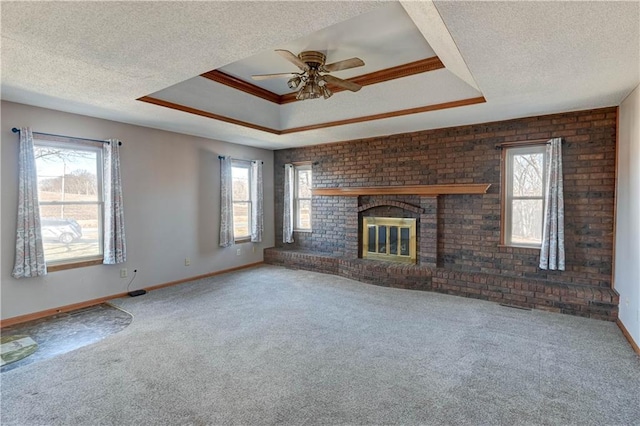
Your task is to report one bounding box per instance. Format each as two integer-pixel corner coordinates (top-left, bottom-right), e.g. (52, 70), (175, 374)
(140, 3), (484, 135)
(219, 4), (437, 96)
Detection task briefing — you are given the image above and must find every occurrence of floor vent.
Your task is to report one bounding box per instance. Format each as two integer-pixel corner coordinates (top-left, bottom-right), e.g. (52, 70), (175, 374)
(499, 303), (532, 311)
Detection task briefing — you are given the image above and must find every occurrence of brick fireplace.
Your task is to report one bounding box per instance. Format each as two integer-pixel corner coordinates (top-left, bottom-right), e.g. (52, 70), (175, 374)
(266, 107), (619, 321)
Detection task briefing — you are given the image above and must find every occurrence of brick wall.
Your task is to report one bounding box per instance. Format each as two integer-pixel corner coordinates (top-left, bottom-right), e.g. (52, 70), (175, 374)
(271, 107), (617, 318)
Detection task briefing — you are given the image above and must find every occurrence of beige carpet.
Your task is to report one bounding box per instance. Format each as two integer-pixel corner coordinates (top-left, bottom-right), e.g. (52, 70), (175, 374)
(1, 265), (638, 425)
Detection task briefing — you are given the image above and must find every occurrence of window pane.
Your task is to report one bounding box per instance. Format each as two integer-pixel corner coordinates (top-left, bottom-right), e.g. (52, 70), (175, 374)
(297, 199), (311, 229)
(41, 205), (101, 263)
(512, 153), (544, 197)
(367, 226), (376, 253)
(233, 202), (250, 239)
(511, 199), (543, 245)
(389, 226), (398, 255)
(400, 228), (410, 256)
(378, 226), (387, 253)
(297, 169), (312, 198)
(35, 147), (99, 202)
(232, 166), (249, 201)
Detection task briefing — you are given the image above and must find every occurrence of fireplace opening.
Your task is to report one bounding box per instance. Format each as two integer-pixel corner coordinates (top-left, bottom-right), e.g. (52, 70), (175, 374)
(362, 217), (416, 264)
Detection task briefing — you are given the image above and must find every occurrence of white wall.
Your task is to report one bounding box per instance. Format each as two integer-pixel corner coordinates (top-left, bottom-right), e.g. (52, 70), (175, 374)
(1, 101), (274, 320)
(615, 84), (640, 345)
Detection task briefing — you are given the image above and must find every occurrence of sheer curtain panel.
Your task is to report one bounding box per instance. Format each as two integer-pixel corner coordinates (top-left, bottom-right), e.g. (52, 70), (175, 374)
(12, 127), (47, 278)
(219, 156), (234, 247)
(103, 139), (127, 264)
(539, 138), (565, 270)
(283, 164), (295, 243)
(250, 160), (263, 243)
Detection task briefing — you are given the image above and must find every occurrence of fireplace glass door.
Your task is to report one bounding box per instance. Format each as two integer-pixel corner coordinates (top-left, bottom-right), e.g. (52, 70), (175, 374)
(362, 217), (416, 264)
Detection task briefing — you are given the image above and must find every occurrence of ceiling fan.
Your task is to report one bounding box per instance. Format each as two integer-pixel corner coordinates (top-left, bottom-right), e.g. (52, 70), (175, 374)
(252, 50), (365, 100)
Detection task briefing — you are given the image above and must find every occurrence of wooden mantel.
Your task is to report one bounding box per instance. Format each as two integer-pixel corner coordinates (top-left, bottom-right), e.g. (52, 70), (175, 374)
(312, 184), (491, 197)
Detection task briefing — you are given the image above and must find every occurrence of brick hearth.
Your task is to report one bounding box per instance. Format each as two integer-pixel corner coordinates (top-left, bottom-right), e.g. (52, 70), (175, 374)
(265, 248), (618, 320)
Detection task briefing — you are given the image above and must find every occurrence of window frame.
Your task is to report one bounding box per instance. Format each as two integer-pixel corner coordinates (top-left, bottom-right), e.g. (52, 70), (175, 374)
(501, 144), (547, 248)
(293, 163), (312, 232)
(231, 159), (252, 243)
(34, 138), (105, 269)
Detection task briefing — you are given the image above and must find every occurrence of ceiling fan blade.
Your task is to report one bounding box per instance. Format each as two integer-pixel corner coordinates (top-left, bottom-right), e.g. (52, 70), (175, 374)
(275, 49), (309, 71)
(322, 74), (362, 92)
(251, 73), (297, 80)
(323, 57), (365, 72)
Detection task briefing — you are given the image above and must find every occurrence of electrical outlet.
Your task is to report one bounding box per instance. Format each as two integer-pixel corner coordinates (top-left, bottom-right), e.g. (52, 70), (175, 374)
(185, 258), (191, 266)
(252, 246), (256, 253)
(120, 268), (128, 278)
(236, 248), (241, 256)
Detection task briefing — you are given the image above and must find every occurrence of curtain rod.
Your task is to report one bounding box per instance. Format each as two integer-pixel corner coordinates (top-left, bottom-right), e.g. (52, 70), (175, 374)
(11, 128), (121, 146)
(495, 138), (564, 150)
(218, 156), (263, 164)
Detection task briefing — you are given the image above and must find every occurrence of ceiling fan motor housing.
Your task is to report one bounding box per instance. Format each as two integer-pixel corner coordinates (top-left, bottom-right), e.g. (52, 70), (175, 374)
(299, 51), (326, 68)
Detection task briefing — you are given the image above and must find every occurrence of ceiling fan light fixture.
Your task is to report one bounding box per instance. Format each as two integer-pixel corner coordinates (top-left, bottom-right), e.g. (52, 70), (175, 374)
(309, 80), (320, 98)
(321, 85), (332, 99)
(298, 80), (321, 100)
(296, 82), (314, 100)
(287, 76), (301, 89)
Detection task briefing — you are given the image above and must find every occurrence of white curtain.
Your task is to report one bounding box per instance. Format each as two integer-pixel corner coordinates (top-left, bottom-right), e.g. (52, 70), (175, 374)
(219, 156), (234, 247)
(12, 127), (47, 278)
(103, 139), (127, 264)
(539, 138), (565, 270)
(283, 164), (295, 243)
(250, 160), (263, 243)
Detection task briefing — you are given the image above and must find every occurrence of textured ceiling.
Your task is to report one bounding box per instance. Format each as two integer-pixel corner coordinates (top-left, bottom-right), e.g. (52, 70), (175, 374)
(218, 3), (436, 95)
(148, 3), (479, 132)
(1, 1), (638, 150)
(434, 1), (640, 106)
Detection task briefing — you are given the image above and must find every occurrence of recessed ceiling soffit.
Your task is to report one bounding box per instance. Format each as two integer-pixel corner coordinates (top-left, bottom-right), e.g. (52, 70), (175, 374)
(137, 2), (483, 135)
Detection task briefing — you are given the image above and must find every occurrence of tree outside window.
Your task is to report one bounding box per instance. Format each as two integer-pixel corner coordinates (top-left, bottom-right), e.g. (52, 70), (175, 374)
(294, 164), (312, 230)
(231, 162), (251, 241)
(34, 142), (103, 264)
(503, 145), (546, 247)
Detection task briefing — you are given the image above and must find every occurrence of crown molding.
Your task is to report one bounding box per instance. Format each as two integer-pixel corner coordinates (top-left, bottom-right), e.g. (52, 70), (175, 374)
(200, 70), (281, 104)
(200, 56), (445, 105)
(137, 95), (486, 135)
(137, 96), (280, 134)
(279, 97), (485, 134)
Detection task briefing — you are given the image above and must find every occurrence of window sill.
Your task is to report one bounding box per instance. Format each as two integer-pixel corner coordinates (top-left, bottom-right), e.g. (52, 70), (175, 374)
(234, 238), (252, 244)
(47, 257), (104, 272)
(294, 229), (312, 233)
(498, 244), (541, 250)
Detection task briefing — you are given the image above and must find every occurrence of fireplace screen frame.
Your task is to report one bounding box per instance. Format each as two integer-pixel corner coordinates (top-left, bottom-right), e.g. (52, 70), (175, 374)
(362, 217), (417, 264)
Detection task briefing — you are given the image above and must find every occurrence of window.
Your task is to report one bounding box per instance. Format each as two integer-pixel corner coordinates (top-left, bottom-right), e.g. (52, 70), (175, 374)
(294, 164), (312, 230)
(502, 145), (547, 247)
(34, 140), (103, 264)
(231, 161), (251, 241)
